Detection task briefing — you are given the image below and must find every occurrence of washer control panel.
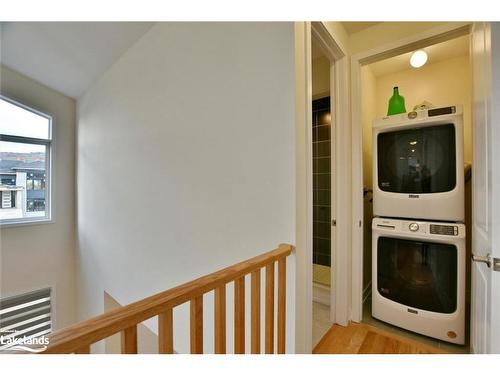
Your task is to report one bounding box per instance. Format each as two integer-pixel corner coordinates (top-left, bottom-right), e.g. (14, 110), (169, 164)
(373, 218), (465, 239)
(429, 224), (459, 236)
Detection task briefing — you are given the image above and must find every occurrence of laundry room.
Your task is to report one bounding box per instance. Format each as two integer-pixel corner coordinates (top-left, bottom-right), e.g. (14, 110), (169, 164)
(359, 33), (473, 351)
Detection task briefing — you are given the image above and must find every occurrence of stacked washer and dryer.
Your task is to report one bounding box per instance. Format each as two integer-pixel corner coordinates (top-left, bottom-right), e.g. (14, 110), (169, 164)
(371, 105), (466, 344)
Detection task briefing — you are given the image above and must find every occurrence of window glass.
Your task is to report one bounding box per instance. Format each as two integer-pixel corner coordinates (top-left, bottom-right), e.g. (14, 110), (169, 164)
(377, 236), (457, 314)
(0, 123), (50, 222)
(377, 124), (456, 194)
(0, 99), (50, 139)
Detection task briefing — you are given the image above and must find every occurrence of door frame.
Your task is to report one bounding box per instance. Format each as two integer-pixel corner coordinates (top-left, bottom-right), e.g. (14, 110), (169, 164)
(311, 22), (351, 327)
(295, 21), (349, 353)
(350, 22), (472, 322)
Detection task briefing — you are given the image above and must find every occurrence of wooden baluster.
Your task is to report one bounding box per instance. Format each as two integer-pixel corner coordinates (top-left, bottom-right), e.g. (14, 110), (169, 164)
(234, 277), (245, 354)
(74, 345), (90, 354)
(277, 257), (286, 353)
(214, 285), (226, 354)
(265, 262), (275, 354)
(158, 308), (174, 354)
(42, 246), (293, 355)
(190, 296), (203, 354)
(121, 325), (138, 354)
(251, 270), (261, 354)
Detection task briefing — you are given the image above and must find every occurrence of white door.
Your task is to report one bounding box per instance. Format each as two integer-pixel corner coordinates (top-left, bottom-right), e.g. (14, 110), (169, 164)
(470, 21), (500, 354)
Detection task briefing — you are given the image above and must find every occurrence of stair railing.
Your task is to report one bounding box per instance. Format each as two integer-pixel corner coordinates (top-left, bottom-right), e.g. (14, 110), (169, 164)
(42, 244), (293, 354)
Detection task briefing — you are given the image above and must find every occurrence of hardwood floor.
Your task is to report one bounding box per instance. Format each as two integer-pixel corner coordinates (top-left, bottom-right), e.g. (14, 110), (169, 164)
(313, 322), (447, 354)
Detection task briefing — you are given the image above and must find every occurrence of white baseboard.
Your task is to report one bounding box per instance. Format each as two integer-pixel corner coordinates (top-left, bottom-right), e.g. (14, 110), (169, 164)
(363, 281), (372, 304)
(313, 282), (330, 306)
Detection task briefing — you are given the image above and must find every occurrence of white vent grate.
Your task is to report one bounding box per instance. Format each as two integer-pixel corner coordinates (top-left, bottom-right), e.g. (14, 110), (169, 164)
(0, 288), (52, 352)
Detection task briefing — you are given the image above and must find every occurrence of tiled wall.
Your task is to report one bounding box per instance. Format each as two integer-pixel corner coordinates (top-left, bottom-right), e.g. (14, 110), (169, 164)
(313, 97), (331, 267)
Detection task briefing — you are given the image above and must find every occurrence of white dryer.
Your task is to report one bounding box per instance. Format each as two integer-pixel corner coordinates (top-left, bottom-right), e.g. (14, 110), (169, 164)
(372, 217), (466, 344)
(373, 105), (464, 221)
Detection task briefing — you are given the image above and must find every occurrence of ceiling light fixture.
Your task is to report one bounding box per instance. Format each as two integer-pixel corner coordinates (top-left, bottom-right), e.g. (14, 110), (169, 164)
(410, 50), (428, 68)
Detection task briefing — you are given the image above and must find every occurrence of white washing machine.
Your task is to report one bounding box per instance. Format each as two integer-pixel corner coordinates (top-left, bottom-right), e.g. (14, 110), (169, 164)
(372, 105), (464, 221)
(372, 217), (466, 344)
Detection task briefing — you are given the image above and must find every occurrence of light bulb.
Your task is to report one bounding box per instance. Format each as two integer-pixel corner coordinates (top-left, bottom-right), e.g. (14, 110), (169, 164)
(410, 50), (428, 68)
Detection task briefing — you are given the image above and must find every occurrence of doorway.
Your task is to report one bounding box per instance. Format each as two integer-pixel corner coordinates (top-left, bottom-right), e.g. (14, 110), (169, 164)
(351, 23), (472, 353)
(296, 22), (351, 353)
(311, 39), (332, 347)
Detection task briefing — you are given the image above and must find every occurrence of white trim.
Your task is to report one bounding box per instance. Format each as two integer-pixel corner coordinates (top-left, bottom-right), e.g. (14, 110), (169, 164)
(332, 55), (351, 327)
(307, 22), (351, 332)
(311, 22), (351, 328)
(349, 22), (472, 323)
(294, 21), (313, 354)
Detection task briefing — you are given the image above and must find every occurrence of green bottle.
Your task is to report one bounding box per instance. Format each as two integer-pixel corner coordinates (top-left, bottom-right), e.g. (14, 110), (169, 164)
(387, 86), (406, 115)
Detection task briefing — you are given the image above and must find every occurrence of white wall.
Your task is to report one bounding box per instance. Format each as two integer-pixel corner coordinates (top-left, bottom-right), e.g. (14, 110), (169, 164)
(312, 56), (330, 98)
(77, 23), (296, 353)
(375, 55), (472, 164)
(360, 65), (377, 292)
(0, 65), (77, 330)
(103, 292), (158, 354)
(361, 65), (377, 189)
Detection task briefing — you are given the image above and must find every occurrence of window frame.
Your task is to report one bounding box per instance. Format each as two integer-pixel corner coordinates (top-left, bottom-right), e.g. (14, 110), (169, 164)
(0, 95), (53, 226)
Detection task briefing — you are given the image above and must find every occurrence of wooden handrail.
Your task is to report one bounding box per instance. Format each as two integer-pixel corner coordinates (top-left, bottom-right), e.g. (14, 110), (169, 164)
(43, 244), (293, 354)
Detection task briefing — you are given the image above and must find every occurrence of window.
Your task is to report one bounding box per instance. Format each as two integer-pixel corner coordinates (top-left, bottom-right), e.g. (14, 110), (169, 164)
(0, 288), (52, 353)
(0, 96), (52, 224)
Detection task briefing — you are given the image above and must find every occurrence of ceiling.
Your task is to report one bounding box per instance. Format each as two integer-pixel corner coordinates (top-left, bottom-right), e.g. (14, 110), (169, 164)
(313, 22), (382, 60)
(0, 22), (155, 99)
(368, 34), (470, 77)
(341, 22), (380, 35)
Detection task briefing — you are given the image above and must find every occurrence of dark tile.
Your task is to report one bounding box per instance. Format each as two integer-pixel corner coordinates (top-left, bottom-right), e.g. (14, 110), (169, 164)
(318, 111), (331, 126)
(317, 174), (331, 189)
(313, 205), (318, 222)
(318, 238), (330, 254)
(316, 157), (330, 173)
(317, 206), (330, 222)
(312, 96), (331, 112)
(317, 189), (330, 206)
(313, 189), (318, 205)
(317, 253), (331, 267)
(317, 141), (330, 157)
(312, 112), (318, 127)
(317, 222), (331, 239)
(313, 142), (318, 157)
(317, 125), (330, 141)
